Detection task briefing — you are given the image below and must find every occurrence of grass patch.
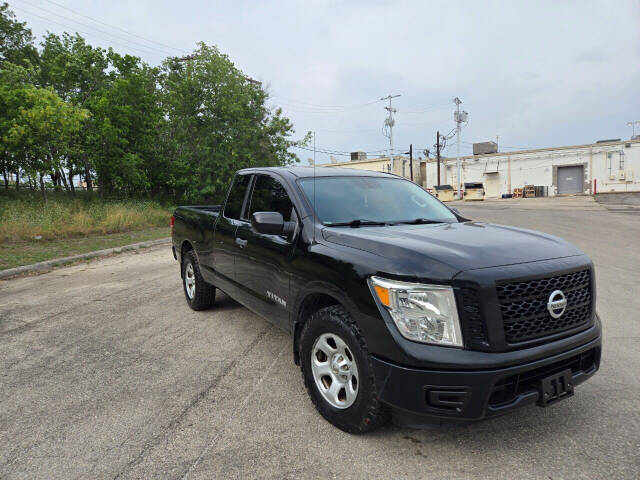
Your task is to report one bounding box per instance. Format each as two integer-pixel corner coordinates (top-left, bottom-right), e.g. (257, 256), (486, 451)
(0, 227), (169, 271)
(0, 190), (173, 242)
(0, 191), (174, 270)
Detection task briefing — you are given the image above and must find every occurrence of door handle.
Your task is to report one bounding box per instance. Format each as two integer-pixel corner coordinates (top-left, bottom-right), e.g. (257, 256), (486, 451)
(235, 237), (248, 248)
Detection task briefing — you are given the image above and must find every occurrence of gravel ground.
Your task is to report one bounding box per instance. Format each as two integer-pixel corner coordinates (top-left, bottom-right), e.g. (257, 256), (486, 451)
(1, 196), (638, 479)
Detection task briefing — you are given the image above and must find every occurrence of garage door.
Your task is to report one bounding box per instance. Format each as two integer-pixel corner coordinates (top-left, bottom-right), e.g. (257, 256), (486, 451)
(557, 166), (584, 194)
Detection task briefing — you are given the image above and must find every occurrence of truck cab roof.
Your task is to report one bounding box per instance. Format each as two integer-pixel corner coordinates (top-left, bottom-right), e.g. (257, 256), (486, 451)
(237, 166), (397, 179)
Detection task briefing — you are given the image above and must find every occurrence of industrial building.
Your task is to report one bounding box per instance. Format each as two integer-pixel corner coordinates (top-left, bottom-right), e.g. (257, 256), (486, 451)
(427, 138), (640, 197)
(323, 138), (640, 198)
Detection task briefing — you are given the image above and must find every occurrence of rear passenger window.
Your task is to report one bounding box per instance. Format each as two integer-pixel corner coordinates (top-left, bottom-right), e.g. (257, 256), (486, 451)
(249, 175), (294, 222)
(224, 174), (252, 220)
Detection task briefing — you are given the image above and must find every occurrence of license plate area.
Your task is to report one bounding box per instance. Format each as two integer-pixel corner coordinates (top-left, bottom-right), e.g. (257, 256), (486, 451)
(537, 369), (574, 407)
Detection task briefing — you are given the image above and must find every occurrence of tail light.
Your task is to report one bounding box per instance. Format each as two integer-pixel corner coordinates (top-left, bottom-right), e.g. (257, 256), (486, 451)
(170, 215), (175, 235)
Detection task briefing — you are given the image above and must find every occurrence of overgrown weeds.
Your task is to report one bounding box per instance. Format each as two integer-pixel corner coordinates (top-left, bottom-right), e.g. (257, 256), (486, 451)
(0, 190), (172, 242)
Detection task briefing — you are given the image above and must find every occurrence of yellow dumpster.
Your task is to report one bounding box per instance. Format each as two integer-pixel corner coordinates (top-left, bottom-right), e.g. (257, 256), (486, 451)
(464, 182), (484, 201)
(434, 184), (455, 202)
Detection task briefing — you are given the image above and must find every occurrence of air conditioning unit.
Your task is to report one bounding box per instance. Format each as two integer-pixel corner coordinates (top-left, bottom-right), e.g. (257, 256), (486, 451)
(618, 170), (626, 180)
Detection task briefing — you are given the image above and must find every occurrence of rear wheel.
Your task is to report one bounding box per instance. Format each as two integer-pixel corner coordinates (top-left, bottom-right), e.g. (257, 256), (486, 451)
(300, 305), (390, 433)
(182, 251), (215, 310)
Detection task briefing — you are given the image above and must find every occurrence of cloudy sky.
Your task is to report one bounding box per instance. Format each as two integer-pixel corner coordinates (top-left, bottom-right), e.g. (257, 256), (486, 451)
(9, 0), (640, 164)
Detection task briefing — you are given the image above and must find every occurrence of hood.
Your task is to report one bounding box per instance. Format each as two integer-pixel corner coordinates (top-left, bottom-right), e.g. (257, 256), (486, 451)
(322, 221), (583, 274)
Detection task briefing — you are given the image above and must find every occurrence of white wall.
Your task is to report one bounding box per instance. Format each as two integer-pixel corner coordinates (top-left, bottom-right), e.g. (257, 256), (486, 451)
(423, 140), (640, 196)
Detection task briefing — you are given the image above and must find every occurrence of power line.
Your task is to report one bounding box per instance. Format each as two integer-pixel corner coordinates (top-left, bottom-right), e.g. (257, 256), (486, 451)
(12, 0), (175, 56)
(296, 145), (389, 156)
(271, 95), (382, 111)
(10, 5), (169, 58)
(36, 0), (185, 53)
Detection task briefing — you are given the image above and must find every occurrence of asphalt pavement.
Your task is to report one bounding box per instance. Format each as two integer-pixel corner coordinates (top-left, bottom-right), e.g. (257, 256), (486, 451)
(1, 196), (638, 479)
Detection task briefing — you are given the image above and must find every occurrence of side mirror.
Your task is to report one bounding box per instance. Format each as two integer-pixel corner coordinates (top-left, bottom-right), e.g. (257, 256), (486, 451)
(251, 212), (285, 235)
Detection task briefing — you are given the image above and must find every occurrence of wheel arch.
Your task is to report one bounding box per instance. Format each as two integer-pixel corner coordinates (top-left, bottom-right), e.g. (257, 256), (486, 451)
(179, 240), (195, 277)
(292, 284), (361, 366)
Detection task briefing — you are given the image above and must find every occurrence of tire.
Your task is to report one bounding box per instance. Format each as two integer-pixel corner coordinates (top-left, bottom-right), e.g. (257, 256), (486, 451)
(299, 305), (390, 433)
(182, 251), (216, 311)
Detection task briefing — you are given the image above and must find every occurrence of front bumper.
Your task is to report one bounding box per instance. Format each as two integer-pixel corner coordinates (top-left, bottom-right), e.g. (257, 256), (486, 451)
(371, 331), (601, 424)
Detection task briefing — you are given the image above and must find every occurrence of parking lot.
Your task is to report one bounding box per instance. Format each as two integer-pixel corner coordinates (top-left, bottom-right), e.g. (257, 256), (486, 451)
(1, 196), (638, 479)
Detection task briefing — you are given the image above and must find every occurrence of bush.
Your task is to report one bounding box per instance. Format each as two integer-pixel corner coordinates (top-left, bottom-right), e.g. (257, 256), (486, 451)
(0, 190), (173, 242)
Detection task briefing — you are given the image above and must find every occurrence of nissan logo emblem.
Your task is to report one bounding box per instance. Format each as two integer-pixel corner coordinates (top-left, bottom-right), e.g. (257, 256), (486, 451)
(547, 290), (567, 319)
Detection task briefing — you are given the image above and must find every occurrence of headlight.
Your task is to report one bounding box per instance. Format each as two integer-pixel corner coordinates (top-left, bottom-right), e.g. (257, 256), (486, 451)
(368, 276), (463, 347)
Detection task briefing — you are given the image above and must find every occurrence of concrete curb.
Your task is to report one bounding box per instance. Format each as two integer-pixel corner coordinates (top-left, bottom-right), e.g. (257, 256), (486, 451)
(0, 237), (171, 280)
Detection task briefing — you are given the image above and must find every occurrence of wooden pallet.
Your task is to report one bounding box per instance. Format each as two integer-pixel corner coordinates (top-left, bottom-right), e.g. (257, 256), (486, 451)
(524, 185), (536, 198)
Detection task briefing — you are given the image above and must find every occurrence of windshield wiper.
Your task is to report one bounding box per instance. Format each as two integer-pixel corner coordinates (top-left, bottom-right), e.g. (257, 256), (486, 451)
(326, 219), (388, 227)
(396, 218), (445, 225)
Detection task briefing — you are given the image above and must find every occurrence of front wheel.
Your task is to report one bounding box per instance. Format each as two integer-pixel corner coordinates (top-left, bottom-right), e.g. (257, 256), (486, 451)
(299, 305), (390, 433)
(182, 251), (215, 310)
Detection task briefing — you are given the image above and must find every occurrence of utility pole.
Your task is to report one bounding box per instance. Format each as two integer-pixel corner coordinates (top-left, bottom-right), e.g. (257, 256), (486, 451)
(628, 121), (640, 137)
(381, 94), (401, 173)
(436, 131), (441, 186)
(409, 144), (413, 181)
(453, 97), (468, 198)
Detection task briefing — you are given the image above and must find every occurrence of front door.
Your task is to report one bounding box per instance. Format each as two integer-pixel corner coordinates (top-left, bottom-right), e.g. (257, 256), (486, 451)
(210, 173), (253, 284)
(484, 173), (501, 198)
(234, 174), (298, 331)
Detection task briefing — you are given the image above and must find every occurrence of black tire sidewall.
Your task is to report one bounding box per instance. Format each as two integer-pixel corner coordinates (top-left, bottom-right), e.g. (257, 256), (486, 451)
(182, 254), (197, 307)
(300, 307), (383, 432)
(181, 251), (215, 310)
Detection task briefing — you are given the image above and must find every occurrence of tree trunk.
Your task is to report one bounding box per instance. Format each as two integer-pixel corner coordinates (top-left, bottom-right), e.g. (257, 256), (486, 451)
(67, 160), (75, 194)
(58, 166), (70, 193)
(1, 156), (7, 190)
(39, 173), (47, 202)
(15, 170), (20, 192)
(83, 154), (93, 193)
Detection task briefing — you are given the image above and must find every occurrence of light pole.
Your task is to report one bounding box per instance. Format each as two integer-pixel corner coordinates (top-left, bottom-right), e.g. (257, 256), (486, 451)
(628, 121), (640, 137)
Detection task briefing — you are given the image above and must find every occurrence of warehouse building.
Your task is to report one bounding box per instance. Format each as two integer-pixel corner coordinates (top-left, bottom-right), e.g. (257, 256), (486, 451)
(423, 138), (640, 197)
(322, 139), (640, 198)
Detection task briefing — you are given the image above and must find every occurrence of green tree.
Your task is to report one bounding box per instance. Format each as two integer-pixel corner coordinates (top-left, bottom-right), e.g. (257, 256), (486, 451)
(0, 2), (38, 188)
(6, 85), (88, 200)
(87, 51), (162, 196)
(39, 32), (109, 191)
(159, 43), (305, 203)
(0, 2), (37, 66)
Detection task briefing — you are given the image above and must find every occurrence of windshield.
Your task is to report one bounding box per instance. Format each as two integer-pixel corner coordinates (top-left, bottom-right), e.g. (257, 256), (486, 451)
(298, 176), (457, 225)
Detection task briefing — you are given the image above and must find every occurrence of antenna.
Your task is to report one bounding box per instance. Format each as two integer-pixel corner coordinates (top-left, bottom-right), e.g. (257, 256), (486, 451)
(313, 131), (316, 244)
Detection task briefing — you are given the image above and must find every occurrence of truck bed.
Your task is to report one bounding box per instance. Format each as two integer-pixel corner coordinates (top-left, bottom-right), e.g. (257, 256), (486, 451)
(177, 205), (222, 215)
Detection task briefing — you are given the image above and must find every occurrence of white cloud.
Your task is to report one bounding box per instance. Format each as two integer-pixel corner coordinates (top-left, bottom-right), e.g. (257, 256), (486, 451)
(14, 0), (640, 161)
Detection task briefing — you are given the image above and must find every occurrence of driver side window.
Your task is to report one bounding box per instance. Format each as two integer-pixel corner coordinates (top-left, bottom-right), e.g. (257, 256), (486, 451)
(248, 175), (294, 222)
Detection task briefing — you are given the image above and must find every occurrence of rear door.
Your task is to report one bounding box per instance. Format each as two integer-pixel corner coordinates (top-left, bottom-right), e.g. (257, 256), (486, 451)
(234, 173), (298, 331)
(211, 173), (253, 283)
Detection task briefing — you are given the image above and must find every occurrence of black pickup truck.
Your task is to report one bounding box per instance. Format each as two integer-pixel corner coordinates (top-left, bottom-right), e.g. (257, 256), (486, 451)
(171, 167), (601, 432)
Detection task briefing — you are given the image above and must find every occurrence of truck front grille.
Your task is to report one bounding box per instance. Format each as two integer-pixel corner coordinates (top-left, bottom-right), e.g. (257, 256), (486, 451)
(497, 269), (592, 344)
